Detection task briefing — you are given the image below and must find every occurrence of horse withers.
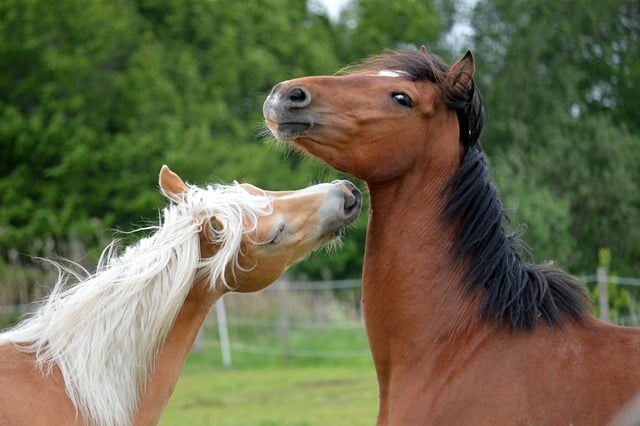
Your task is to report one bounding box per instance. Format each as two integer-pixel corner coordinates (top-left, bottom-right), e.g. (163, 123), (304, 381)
(264, 47), (640, 425)
(0, 166), (361, 426)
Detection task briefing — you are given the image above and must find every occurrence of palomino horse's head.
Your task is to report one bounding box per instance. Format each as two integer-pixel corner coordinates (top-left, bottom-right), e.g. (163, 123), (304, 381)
(159, 166), (362, 293)
(263, 47), (483, 183)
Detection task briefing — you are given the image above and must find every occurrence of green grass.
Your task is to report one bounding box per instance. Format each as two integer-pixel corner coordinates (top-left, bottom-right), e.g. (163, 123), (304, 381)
(159, 354), (378, 426)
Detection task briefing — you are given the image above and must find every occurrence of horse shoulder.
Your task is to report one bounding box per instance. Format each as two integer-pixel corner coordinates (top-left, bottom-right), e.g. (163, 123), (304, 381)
(535, 319), (640, 424)
(0, 344), (80, 425)
(425, 320), (640, 425)
(577, 318), (640, 389)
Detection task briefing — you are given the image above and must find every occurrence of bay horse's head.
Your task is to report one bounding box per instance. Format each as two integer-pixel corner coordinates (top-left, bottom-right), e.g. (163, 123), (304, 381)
(263, 47), (483, 183)
(159, 166), (362, 293)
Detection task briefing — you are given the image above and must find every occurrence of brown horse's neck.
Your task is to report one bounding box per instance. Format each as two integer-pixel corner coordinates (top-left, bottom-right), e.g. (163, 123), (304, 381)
(362, 158), (495, 414)
(133, 279), (223, 425)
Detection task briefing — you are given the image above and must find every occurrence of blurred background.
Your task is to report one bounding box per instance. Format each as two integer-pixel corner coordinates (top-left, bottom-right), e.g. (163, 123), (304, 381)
(1, 0), (639, 287)
(0, 0), (638, 422)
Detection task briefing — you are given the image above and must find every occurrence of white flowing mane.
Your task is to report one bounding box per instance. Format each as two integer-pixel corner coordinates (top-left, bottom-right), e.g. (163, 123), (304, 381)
(0, 181), (272, 426)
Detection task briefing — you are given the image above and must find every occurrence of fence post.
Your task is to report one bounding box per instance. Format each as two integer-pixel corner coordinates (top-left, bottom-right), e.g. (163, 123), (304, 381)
(597, 266), (609, 323)
(193, 327), (205, 353)
(277, 279), (291, 359)
(215, 297), (232, 367)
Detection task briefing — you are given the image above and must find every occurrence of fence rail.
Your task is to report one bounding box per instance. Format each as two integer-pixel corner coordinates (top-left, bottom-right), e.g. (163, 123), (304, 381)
(204, 269), (640, 366)
(3, 269), (640, 367)
(578, 269), (640, 323)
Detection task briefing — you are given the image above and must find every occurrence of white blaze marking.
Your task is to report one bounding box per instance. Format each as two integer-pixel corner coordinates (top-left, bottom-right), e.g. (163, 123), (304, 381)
(376, 70), (410, 78)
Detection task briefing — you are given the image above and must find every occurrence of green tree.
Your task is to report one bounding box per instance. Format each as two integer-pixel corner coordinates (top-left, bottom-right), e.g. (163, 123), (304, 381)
(542, 115), (640, 274)
(0, 0), (371, 284)
(0, 0), (151, 258)
(491, 151), (575, 267)
(470, 0), (640, 275)
(0, 0), (459, 294)
(335, 0), (450, 61)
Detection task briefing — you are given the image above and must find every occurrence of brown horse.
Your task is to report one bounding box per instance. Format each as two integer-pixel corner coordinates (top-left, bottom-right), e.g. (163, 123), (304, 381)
(263, 47), (640, 425)
(0, 166), (361, 426)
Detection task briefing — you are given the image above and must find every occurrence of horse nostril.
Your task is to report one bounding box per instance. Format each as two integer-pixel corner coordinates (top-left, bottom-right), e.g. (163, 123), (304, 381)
(338, 181), (362, 219)
(285, 86), (310, 107)
(288, 88), (305, 102)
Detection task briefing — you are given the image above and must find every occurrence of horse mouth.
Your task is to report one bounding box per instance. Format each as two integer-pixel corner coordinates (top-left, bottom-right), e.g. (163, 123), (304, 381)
(321, 181), (362, 241)
(321, 223), (352, 245)
(272, 122), (312, 140)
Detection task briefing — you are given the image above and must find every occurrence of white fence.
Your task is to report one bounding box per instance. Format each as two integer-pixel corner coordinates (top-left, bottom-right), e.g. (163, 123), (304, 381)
(583, 269), (640, 326)
(201, 278), (370, 367)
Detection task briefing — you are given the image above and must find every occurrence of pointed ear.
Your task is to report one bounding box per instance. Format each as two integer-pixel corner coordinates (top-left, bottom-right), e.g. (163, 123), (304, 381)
(208, 217), (223, 233)
(200, 216), (224, 258)
(445, 50), (475, 95)
(419, 45), (428, 58)
(159, 165), (189, 202)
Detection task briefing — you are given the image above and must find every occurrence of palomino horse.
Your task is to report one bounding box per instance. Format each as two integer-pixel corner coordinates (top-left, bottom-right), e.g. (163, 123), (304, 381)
(0, 165), (361, 426)
(263, 47), (640, 425)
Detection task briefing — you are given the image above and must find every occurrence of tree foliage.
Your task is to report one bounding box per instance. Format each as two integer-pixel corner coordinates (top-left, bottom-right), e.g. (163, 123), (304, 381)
(472, 0), (640, 275)
(0, 0), (638, 303)
(0, 0), (348, 263)
(335, 0), (445, 61)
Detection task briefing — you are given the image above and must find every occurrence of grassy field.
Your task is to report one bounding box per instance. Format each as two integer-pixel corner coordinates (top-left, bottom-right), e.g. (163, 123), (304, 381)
(159, 352), (379, 426)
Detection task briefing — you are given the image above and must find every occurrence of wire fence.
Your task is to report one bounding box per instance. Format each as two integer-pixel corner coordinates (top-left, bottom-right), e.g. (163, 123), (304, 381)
(582, 270), (640, 326)
(3, 271), (640, 367)
(198, 270), (640, 366)
(198, 278), (371, 365)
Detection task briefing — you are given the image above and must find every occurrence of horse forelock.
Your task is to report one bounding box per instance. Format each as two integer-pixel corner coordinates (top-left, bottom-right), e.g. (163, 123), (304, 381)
(0, 182), (272, 426)
(342, 49), (448, 90)
(441, 146), (591, 330)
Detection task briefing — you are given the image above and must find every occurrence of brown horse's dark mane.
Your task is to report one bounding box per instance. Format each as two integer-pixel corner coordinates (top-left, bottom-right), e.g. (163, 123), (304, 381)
(352, 49), (591, 329)
(443, 146), (590, 329)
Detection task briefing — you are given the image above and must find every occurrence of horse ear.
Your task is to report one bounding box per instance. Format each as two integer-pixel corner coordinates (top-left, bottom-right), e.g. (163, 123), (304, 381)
(200, 216), (224, 258)
(419, 45), (428, 58)
(445, 50), (475, 95)
(159, 165), (188, 202)
(209, 217), (223, 233)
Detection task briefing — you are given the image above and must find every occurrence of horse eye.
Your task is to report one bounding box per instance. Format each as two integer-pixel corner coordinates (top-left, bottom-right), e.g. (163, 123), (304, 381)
(268, 223), (285, 244)
(392, 92), (412, 107)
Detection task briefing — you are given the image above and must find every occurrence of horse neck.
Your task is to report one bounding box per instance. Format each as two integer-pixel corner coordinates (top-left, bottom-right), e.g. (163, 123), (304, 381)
(362, 150), (490, 378)
(134, 277), (223, 425)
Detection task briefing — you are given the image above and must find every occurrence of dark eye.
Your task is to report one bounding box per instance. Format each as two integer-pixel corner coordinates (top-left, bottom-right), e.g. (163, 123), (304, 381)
(392, 92), (412, 107)
(268, 223), (285, 244)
